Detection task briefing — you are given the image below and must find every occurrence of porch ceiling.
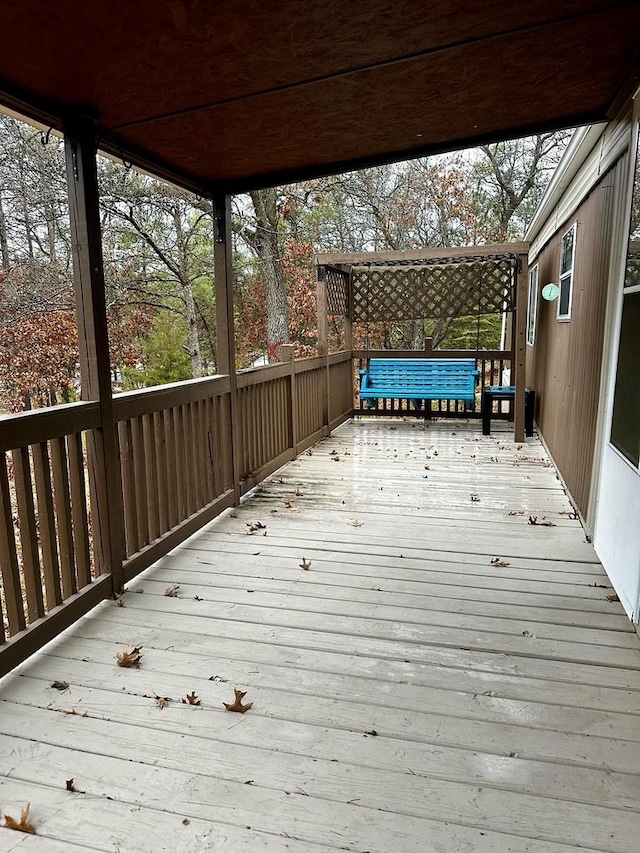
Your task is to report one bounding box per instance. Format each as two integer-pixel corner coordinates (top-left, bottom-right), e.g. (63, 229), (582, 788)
(1, 1), (639, 192)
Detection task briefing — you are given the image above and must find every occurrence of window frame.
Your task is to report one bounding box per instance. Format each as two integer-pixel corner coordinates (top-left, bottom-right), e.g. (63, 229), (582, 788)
(557, 222), (577, 321)
(526, 263), (539, 346)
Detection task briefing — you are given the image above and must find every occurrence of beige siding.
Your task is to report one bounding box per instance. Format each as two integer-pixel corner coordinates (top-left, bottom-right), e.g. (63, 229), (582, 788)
(526, 154), (628, 518)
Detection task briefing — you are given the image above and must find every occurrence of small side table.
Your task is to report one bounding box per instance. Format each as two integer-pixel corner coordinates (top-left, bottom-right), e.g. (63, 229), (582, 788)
(482, 386), (535, 437)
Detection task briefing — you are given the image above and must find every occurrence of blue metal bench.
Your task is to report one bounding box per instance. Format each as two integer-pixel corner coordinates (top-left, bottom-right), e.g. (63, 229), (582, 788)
(359, 358), (480, 410)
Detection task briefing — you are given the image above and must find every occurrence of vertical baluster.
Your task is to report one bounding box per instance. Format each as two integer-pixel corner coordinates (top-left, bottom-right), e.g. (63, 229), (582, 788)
(31, 441), (63, 610)
(67, 433), (91, 587)
(12, 446), (44, 621)
(173, 406), (186, 523)
(154, 410), (169, 536)
(118, 421), (137, 557)
(50, 436), (77, 598)
(0, 452), (26, 635)
(131, 416), (149, 548)
(164, 408), (178, 527)
(142, 413), (159, 541)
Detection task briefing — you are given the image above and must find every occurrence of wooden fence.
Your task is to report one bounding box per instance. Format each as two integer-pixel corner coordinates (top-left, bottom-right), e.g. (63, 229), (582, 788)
(0, 352), (353, 675)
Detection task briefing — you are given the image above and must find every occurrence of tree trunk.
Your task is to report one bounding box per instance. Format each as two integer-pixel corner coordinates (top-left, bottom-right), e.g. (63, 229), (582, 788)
(249, 189), (289, 362)
(0, 193), (9, 270)
(172, 206), (202, 378)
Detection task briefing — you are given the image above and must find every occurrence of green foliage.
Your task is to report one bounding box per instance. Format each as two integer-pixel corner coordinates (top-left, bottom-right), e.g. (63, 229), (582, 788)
(122, 312), (192, 389)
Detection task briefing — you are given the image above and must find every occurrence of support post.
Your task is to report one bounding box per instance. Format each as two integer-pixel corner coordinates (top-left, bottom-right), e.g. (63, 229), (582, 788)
(514, 255), (528, 443)
(64, 116), (124, 595)
(316, 267), (330, 435)
(213, 192), (241, 505)
(344, 270), (353, 352)
(281, 344), (298, 455)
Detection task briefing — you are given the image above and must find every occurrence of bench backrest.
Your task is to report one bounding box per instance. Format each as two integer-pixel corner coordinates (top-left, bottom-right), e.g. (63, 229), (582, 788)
(366, 358), (478, 394)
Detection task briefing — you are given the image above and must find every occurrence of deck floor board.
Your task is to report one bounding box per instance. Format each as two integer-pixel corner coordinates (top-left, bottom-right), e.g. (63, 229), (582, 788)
(1, 419), (638, 852)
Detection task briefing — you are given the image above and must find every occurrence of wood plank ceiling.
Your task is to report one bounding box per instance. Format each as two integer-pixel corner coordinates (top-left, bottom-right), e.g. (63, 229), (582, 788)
(1, 1), (639, 192)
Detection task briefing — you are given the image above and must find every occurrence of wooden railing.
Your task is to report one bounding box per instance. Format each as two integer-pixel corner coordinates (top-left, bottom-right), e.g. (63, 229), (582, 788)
(0, 352), (354, 675)
(352, 349), (513, 418)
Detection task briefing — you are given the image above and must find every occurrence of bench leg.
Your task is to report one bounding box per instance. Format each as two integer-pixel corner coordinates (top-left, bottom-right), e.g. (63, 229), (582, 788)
(482, 391), (492, 436)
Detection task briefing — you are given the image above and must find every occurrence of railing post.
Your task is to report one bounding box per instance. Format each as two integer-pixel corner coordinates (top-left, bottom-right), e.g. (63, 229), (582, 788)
(64, 115), (124, 595)
(514, 255), (528, 442)
(281, 345), (298, 455)
(213, 192), (241, 505)
(316, 268), (330, 435)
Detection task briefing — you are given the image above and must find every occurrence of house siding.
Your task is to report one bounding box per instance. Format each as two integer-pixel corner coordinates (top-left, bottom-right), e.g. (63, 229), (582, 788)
(526, 154), (629, 518)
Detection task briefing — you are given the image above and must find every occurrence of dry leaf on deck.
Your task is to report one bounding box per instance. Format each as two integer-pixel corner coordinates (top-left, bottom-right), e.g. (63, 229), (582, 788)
(295, 488), (303, 497)
(116, 598), (125, 607)
(508, 510), (524, 516)
(246, 521), (266, 534)
(331, 456), (341, 462)
(223, 687), (253, 713)
(65, 778), (84, 793)
(470, 493), (480, 502)
(2, 803), (36, 834)
(116, 645), (143, 668)
(300, 558), (312, 571)
(559, 510), (578, 519)
(528, 516), (556, 527)
(182, 691), (201, 706)
(182, 818), (191, 826)
(229, 510), (238, 518)
(347, 520), (364, 527)
(588, 582), (608, 588)
(154, 694), (172, 709)
(330, 449), (338, 455)
(606, 593), (620, 602)
(164, 584), (181, 597)
(490, 558), (510, 567)
(51, 680), (69, 691)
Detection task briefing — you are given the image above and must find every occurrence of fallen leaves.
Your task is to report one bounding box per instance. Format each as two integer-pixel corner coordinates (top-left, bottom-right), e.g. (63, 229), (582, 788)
(528, 516), (556, 527)
(154, 694), (172, 709)
(246, 521), (266, 534)
(182, 691), (201, 706)
(223, 688), (253, 713)
(2, 803), (35, 834)
(508, 510), (524, 516)
(50, 680), (69, 691)
(116, 645), (143, 668)
(559, 510), (579, 519)
(300, 558), (312, 571)
(164, 583), (181, 597)
(470, 493), (480, 502)
(588, 582), (609, 588)
(490, 558), (510, 567)
(606, 593), (620, 602)
(65, 778), (84, 794)
(347, 520), (364, 527)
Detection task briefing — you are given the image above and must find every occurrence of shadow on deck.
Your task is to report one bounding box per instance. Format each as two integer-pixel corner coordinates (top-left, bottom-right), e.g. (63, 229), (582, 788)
(0, 419), (639, 852)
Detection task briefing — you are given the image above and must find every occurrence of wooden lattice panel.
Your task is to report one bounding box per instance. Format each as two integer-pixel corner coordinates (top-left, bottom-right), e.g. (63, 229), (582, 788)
(352, 259), (515, 322)
(324, 266), (349, 316)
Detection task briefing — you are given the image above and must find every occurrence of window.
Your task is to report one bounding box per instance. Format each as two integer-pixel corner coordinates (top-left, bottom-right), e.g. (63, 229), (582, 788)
(558, 224), (576, 320)
(527, 264), (538, 345)
(610, 119), (640, 469)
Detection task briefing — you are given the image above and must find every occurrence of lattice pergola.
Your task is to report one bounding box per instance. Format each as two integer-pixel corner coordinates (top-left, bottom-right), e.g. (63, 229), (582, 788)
(321, 253), (518, 321)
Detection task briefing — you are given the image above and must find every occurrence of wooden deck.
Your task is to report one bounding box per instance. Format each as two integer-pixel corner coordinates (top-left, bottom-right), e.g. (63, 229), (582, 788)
(0, 419), (639, 852)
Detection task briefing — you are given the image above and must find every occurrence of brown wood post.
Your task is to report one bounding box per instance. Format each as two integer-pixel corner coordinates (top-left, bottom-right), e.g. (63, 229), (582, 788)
(64, 115), (124, 595)
(316, 267), (330, 434)
(344, 270), (353, 352)
(281, 344), (298, 454)
(213, 192), (241, 505)
(514, 255), (528, 443)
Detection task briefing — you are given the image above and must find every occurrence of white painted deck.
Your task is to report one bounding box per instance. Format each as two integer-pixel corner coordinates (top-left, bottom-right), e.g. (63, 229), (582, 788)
(1, 419), (639, 852)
